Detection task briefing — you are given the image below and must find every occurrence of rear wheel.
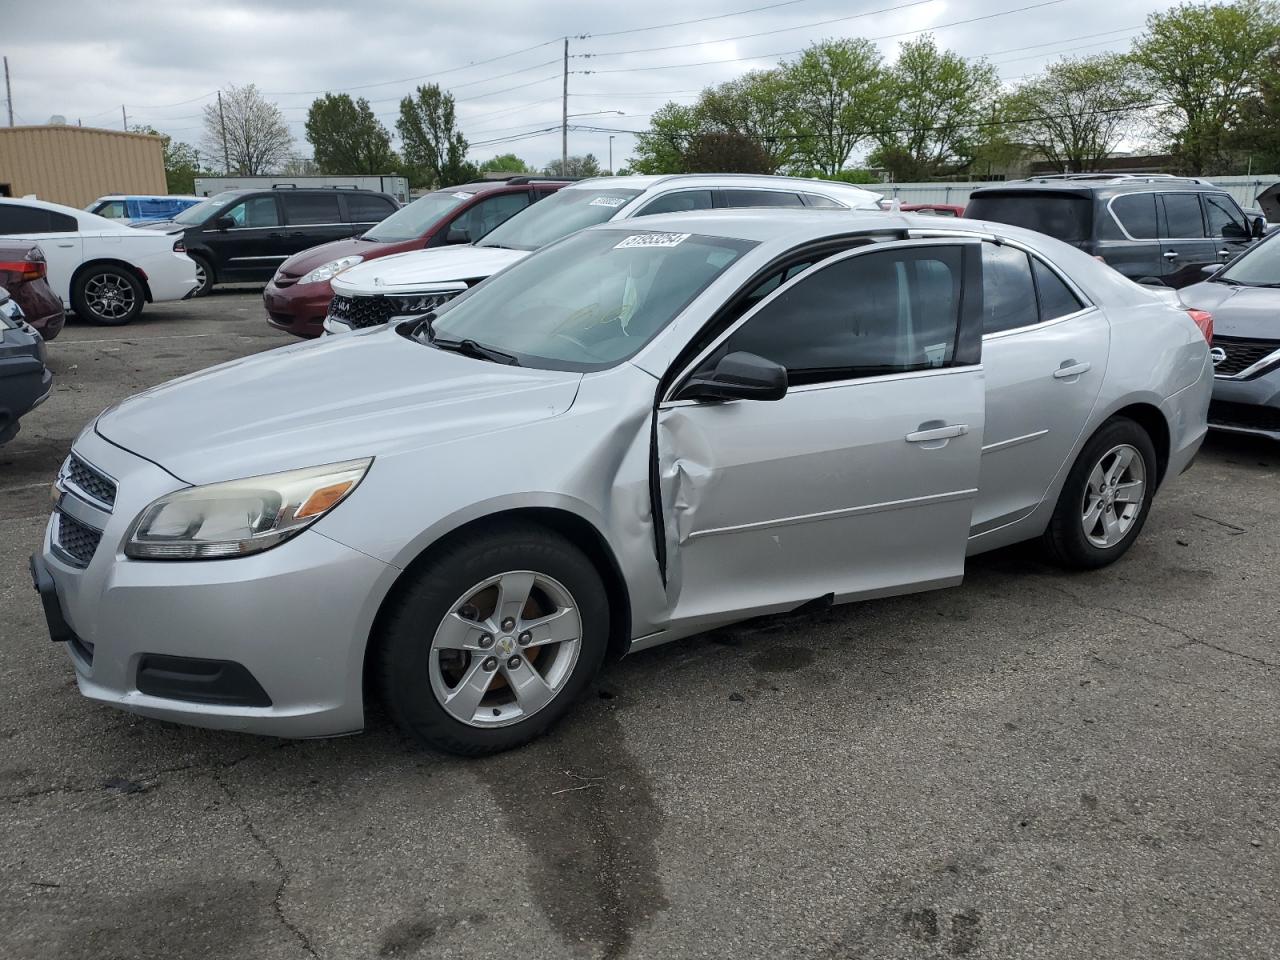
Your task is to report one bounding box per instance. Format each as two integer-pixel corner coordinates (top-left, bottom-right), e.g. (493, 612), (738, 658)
(71, 266), (144, 325)
(376, 524), (609, 755)
(1042, 417), (1157, 569)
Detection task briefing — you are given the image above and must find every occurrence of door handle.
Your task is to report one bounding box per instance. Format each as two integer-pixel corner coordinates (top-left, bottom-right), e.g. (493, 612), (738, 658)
(1162, 251), (1178, 260)
(56, 242), (75, 248)
(1053, 360), (1092, 379)
(1218, 249), (1232, 257)
(906, 423), (968, 443)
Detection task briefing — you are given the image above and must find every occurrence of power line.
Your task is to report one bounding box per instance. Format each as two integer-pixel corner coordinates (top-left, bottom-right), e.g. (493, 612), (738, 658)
(587, 0), (822, 38)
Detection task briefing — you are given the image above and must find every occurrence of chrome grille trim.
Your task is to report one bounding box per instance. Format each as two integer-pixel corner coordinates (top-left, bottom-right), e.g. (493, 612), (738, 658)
(58, 454), (117, 512)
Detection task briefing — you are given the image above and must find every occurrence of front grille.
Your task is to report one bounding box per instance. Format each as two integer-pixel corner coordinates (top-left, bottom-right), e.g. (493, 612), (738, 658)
(65, 454), (116, 508)
(1212, 337), (1280, 378)
(54, 512), (103, 567)
(329, 291), (461, 330)
(1209, 400), (1280, 434)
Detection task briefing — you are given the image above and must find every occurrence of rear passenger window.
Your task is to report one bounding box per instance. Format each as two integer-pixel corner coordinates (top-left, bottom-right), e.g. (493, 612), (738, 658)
(0, 204), (53, 233)
(1033, 259), (1084, 320)
(720, 246), (964, 384)
(981, 244), (1038, 334)
(346, 193), (396, 223)
(1161, 193), (1205, 238)
(721, 189), (805, 208)
(636, 190), (714, 217)
(1110, 194), (1158, 239)
(281, 192), (341, 225)
(48, 212), (78, 232)
(801, 193), (845, 209)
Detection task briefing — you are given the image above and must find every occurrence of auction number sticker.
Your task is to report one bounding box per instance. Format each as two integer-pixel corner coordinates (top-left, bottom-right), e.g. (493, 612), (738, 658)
(589, 196), (629, 208)
(452, 192), (471, 200)
(614, 232), (691, 249)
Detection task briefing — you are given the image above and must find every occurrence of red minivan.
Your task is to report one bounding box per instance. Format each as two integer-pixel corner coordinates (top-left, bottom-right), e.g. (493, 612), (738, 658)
(0, 241), (65, 340)
(264, 177), (569, 338)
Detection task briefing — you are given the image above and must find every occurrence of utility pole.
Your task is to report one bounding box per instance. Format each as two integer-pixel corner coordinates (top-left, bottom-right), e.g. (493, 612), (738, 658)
(3, 56), (12, 127)
(121, 104), (128, 131)
(561, 37), (569, 175)
(217, 89), (229, 174)
(608, 135), (615, 175)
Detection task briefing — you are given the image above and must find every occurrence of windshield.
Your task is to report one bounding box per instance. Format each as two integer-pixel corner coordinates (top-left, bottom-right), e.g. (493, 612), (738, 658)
(173, 192), (238, 225)
(1218, 232), (1280, 285)
(363, 191), (471, 242)
(477, 188), (642, 251)
(965, 192), (1093, 244)
(429, 228), (755, 370)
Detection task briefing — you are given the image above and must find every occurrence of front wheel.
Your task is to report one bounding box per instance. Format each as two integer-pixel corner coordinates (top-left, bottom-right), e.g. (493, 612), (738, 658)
(190, 254), (213, 297)
(376, 524), (609, 755)
(1042, 417), (1158, 569)
(71, 266), (144, 325)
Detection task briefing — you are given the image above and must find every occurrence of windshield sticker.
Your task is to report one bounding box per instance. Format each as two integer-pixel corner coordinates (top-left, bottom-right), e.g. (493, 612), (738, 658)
(614, 232), (691, 249)
(589, 196), (629, 208)
(452, 192), (471, 200)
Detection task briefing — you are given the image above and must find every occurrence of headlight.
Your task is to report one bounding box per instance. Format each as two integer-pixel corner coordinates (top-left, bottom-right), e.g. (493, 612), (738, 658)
(299, 256), (364, 285)
(125, 459), (371, 560)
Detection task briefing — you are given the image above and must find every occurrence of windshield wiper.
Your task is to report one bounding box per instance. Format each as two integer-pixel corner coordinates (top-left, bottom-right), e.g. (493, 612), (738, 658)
(431, 336), (520, 365)
(1211, 275), (1245, 285)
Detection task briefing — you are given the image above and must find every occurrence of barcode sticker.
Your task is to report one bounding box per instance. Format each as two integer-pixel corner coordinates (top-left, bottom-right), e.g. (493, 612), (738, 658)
(614, 232), (691, 249)
(589, 196), (629, 208)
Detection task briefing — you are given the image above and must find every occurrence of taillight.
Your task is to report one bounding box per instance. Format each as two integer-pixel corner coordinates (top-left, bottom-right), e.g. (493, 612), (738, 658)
(1187, 308), (1213, 344)
(0, 259), (45, 281)
(173, 238), (186, 253)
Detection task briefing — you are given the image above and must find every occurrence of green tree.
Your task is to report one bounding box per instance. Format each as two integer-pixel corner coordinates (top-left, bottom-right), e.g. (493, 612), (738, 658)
(543, 154), (602, 177)
(1132, 0), (1280, 174)
(305, 93), (396, 174)
(1231, 50), (1280, 171)
(785, 39), (887, 176)
(478, 153), (532, 175)
(684, 131), (772, 173)
(699, 70), (801, 173)
(132, 125), (202, 193)
(1001, 54), (1150, 173)
(200, 83), (293, 175)
(397, 84), (471, 188)
(631, 102), (703, 174)
(870, 35), (1000, 180)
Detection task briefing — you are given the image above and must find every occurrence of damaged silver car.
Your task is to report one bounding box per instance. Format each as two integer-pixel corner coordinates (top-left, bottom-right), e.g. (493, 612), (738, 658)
(34, 210), (1212, 754)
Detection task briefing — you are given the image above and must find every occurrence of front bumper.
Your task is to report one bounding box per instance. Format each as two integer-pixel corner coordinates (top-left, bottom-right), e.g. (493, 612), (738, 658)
(36, 428), (398, 738)
(264, 278), (332, 339)
(1210, 365), (1280, 440)
(321, 315), (351, 336)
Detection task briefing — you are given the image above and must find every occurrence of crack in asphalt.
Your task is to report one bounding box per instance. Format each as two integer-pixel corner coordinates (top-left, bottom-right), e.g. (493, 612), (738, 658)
(213, 768), (319, 960)
(1041, 581), (1278, 670)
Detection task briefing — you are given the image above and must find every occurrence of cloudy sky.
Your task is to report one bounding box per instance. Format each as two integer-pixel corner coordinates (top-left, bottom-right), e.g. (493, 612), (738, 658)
(5, 0), (1178, 172)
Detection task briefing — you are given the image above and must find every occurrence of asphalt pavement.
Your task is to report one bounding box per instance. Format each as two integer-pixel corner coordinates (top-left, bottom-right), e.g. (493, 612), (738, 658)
(1, 289), (1277, 960)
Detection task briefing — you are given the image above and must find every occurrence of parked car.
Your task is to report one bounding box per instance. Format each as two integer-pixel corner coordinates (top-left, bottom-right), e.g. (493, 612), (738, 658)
(324, 174), (884, 334)
(0, 240), (64, 339)
(138, 186), (399, 296)
(33, 210), (1212, 754)
(264, 177), (569, 338)
(0, 197), (197, 325)
(0, 286), (52, 444)
(85, 195), (202, 224)
(1180, 231), (1280, 440)
(965, 174), (1265, 287)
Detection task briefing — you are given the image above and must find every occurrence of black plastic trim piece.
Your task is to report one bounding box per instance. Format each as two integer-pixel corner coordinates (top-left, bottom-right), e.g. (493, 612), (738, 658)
(136, 655), (272, 707)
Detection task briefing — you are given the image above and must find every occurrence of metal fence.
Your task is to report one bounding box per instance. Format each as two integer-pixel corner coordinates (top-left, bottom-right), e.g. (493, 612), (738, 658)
(868, 175), (1279, 211)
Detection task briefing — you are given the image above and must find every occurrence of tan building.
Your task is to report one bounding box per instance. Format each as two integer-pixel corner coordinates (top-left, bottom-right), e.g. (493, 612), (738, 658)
(0, 125), (167, 208)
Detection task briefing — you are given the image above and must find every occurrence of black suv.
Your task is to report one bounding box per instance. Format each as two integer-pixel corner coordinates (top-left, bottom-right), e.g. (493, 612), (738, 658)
(139, 186), (399, 295)
(965, 175), (1266, 288)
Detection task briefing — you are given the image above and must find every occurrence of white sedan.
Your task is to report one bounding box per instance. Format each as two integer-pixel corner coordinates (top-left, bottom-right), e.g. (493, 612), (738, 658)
(0, 197), (197, 325)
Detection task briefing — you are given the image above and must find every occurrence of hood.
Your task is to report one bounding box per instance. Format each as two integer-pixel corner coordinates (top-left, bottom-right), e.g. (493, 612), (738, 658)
(277, 236), (403, 278)
(1179, 280), (1280, 341)
(331, 245), (527, 296)
(95, 328), (582, 485)
(132, 219), (182, 232)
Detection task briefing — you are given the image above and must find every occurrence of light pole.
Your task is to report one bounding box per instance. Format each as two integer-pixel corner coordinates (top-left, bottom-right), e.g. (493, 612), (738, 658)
(609, 136), (615, 175)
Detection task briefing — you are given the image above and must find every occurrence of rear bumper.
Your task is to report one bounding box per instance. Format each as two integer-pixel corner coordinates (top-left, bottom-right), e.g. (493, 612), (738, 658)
(0, 356), (52, 443)
(1209, 367), (1280, 440)
(13, 285), (65, 340)
(264, 279), (332, 339)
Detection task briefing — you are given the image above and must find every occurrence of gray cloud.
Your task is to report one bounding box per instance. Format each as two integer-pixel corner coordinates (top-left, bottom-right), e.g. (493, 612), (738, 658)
(7, 0), (1172, 171)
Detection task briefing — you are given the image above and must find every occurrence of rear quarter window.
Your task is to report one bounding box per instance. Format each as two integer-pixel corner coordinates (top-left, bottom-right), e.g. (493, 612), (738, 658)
(964, 192), (1093, 244)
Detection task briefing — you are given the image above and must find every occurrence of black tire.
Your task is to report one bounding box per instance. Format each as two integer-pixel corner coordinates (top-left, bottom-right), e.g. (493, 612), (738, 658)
(1042, 416), (1158, 569)
(190, 253), (214, 297)
(71, 265), (144, 325)
(376, 522), (609, 755)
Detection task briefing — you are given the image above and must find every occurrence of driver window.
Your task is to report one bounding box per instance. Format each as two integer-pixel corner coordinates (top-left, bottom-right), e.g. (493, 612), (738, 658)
(712, 245), (965, 386)
(223, 196), (279, 228)
(1204, 194), (1248, 239)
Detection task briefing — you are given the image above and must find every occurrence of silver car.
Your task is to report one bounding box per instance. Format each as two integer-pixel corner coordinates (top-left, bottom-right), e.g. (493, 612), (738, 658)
(33, 210), (1212, 754)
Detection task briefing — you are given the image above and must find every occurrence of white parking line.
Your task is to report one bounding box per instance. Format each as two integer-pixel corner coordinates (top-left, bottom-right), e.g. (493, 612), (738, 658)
(57, 333), (222, 346)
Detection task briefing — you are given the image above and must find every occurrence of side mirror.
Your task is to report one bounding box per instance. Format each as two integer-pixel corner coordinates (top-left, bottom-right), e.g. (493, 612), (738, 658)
(1252, 216), (1268, 239)
(1201, 263), (1220, 277)
(1136, 276), (1166, 287)
(1221, 221), (1249, 240)
(675, 351), (788, 403)
(445, 225), (471, 245)
(213, 216), (234, 232)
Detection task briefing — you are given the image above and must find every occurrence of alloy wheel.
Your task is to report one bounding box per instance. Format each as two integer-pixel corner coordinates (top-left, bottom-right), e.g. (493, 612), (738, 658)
(428, 570), (582, 728)
(1080, 443), (1146, 549)
(84, 273), (137, 321)
(193, 259), (208, 295)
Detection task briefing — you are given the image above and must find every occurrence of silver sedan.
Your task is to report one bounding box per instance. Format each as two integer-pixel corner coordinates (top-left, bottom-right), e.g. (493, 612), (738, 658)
(34, 210), (1213, 754)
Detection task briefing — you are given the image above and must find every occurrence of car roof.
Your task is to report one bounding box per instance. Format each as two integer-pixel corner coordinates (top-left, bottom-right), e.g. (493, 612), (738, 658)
(0, 195), (88, 216)
(436, 177), (573, 196)
(94, 194), (200, 201)
(589, 207), (906, 244)
(970, 175), (1225, 199)
(562, 173), (882, 203)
